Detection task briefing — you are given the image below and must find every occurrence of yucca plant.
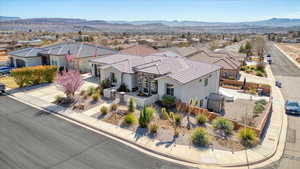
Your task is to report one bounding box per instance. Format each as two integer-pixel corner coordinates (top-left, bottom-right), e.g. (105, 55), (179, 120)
(128, 97), (136, 113)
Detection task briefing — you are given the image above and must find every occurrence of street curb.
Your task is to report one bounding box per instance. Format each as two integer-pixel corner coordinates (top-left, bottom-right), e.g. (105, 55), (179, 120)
(6, 90), (286, 168)
(273, 43), (300, 69)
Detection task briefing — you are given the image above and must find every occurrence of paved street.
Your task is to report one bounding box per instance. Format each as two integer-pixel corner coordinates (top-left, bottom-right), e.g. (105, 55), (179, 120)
(0, 95), (194, 169)
(259, 42), (300, 169)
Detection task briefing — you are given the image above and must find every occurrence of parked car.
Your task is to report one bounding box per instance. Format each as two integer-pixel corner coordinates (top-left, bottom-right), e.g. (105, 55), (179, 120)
(285, 100), (300, 115)
(0, 66), (13, 75)
(0, 83), (5, 93)
(275, 80), (282, 88)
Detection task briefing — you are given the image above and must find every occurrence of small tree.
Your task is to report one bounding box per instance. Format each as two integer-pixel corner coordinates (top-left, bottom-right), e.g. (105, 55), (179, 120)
(187, 98), (199, 130)
(212, 117), (234, 137)
(128, 97), (136, 113)
(55, 70), (83, 98)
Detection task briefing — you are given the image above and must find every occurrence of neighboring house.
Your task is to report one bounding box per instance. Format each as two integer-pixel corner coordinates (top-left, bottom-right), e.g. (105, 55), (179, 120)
(90, 52), (221, 108)
(120, 44), (158, 56)
(8, 42), (117, 72)
(188, 49), (243, 80)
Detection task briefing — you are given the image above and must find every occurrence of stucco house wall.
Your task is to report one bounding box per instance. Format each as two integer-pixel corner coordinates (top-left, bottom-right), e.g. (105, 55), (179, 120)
(157, 70), (220, 108)
(100, 66), (122, 88)
(11, 56), (41, 67)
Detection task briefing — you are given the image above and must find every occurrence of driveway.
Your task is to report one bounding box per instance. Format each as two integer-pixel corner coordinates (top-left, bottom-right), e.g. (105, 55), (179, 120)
(0, 95), (193, 169)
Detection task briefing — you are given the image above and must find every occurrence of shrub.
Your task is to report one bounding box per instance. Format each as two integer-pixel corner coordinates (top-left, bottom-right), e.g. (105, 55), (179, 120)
(87, 86), (96, 96)
(92, 93), (100, 101)
(197, 114), (208, 125)
(100, 79), (111, 89)
(256, 63), (265, 72)
(117, 83), (129, 92)
(100, 106), (108, 115)
(249, 88), (257, 95)
(124, 113), (137, 125)
(54, 95), (64, 103)
(128, 97), (136, 113)
(174, 113), (181, 126)
(212, 117), (234, 136)
(240, 66), (248, 71)
(191, 127), (210, 147)
(162, 95), (176, 108)
(110, 103), (118, 112)
(238, 128), (258, 147)
(11, 65), (57, 87)
(256, 71), (264, 77)
(139, 106), (155, 128)
(254, 103), (265, 114)
(79, 90), (86, 96)
(149, 123), (159, 134)
(161, 107), (169, 120)
(255, 99), (267, 105)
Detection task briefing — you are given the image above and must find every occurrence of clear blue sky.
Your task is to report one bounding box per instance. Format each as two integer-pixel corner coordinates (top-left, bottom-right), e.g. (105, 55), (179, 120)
(1, 0), (299, 22)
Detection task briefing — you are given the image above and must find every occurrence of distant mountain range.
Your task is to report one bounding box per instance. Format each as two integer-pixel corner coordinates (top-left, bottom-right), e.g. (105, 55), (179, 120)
(1, 16), (300, 33)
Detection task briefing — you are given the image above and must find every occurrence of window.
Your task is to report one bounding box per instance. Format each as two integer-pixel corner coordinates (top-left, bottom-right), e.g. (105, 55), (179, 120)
(204, 78), (208, 86)
(166, 83), (174, 96)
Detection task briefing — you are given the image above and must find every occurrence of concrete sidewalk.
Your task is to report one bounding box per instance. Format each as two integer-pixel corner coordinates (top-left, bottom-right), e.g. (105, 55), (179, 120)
(8, 65), (287, 168)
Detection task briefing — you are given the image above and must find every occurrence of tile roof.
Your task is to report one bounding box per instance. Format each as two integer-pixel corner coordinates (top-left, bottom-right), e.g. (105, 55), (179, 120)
(120, 44), (158, 56)
(8, 42), (117, 58)
(8, 48), (44, 57)
(92, 52), (220, 84)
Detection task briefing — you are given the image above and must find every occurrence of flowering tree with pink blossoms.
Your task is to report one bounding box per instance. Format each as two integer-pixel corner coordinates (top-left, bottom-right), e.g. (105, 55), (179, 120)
(55, 70), (83, 99)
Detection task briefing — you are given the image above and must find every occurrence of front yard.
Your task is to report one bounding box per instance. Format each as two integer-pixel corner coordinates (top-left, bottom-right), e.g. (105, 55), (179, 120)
(0, 75), (18, 89)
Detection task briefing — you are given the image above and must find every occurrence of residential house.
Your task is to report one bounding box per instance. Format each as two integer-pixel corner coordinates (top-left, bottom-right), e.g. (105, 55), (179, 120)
(90, 52), (221, 107)
(188, 49), (243, 80)
(120, 44), (158, 56)
(8, 42), (117, 72)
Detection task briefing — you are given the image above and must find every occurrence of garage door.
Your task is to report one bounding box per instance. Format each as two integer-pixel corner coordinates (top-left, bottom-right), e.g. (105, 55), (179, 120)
(16, 59), (26, 68)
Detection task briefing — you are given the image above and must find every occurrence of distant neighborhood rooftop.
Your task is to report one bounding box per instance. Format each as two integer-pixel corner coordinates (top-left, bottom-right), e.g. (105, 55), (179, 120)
(9, 42), (117, 58)
(120, 44), (158, 56)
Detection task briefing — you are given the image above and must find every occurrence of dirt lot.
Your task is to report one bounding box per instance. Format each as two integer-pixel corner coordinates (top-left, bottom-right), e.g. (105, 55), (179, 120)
(277, 43), (300, 64)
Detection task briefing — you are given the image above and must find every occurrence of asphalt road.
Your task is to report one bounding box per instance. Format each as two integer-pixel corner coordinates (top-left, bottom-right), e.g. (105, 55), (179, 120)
(0, 95), (195, 169)
(258, 42), (300, 169)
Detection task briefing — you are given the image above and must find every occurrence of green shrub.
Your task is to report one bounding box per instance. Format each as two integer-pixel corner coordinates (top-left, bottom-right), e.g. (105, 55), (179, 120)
(124, 113), (137, 125)
(110, 103), (118, 112)
(139, 106), (155, 128)
(255, 99), (267, 105)
(54, 95), (64, 103)
(100, 106), (108, 115)
(197, 114), (208, 125)
(162, 95), (176, 107)
(256, 71), (264, 77)
(174, 113), (181, 126)
(11, 65), (57, 87)
(191, 127), (210, 147)
(117, 83), (129, 92)
(212, 117), (234, 136)
(240, 66), (248, 71)
(92, 93), (100, 101)
(249, 88), (257, 95)
(161, 107), (169, 120)
(128, 97), (136, 112)
(79, 90), (86, 96)
(149, 123), (159, 134)
(87, 86), (96, 96)
(238, 128), (258, 147)
(100, 79), (111, 89)
(254, 103), (265, 114)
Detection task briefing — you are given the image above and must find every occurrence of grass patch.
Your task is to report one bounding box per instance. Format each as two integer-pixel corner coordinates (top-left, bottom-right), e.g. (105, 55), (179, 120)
(0, 76), (18, 89)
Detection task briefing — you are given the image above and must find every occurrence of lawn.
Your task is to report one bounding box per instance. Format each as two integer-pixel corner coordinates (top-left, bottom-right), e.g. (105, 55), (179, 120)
(0, 76), (18, 89)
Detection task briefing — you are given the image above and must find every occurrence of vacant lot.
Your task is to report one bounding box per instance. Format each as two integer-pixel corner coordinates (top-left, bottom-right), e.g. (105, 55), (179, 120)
(277, 43), (300, 64)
